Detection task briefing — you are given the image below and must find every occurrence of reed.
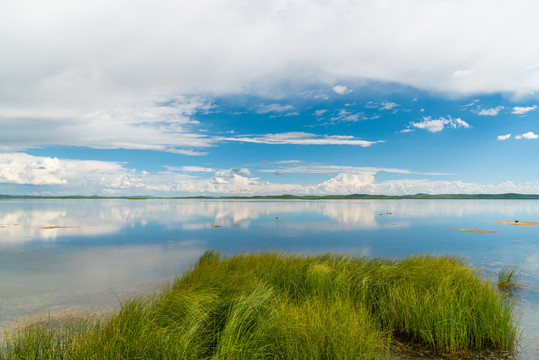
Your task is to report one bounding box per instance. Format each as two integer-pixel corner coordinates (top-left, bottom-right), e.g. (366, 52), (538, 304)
(1, 251), (517, 359)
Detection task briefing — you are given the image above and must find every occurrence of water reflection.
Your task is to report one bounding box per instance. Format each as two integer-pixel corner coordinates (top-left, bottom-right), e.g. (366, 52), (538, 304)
(1, 199), (538, 357)
(4, 199), (537, 244)
(0, 240), (205, 324)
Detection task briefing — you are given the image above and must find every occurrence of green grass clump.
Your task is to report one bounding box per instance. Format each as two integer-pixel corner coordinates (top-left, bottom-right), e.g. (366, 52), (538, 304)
(1, 251), (517, 359)
(497, 267), (520, 291)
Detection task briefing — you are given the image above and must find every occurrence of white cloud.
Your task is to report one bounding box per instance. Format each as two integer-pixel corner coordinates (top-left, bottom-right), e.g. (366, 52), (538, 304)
(304, 173), (539, 196)
(0, 96), (213, 153)
(330, 110), (366, 122)
(525, 63), (539, 72)
(221, 132), (383, 147)
(365, 101), (378, 109)
(0, 153), (68, 185)
(516, 131), (539, 140)
(497, 134), (511, 141)
(167, 166), (215, 173)
(3, 153), (539, 196)
(4, 0), (539, 135)
(379, 101), (399, 110)
(257, 164), (448, 176)
(314, 94), (330, 100)
(164, 148), (209, 156)
(512, 105), (537, 115)
(256, 104), (294, 114)
(332, 85), (352, 95)
(255, 160), (304, 166)
(314, 172), (376, 194)
(212, 168), (253, 184)
(314, 109), (328, 116)
(410, 116), (471, 133)
(451, 69), (474, 78)
(478, 106), (503, 116)
(0, 153), (137, 188)
(522, 131), (539, 139)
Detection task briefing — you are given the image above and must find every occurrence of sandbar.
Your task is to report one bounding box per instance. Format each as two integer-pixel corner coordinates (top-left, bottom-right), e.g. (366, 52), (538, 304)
(448, 228), (496, 233)
(491, 221), (538, 226)
(40, 226), (81, 229)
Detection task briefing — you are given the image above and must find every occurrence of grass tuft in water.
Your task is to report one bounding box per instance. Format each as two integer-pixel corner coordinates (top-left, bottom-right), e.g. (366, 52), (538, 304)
(497, 267), (520, 291)
(1, 251), (517, 359)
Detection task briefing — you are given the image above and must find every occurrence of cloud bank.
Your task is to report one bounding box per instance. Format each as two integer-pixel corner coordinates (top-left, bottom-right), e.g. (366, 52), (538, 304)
(3, 0), (539, 155)
(0, 96), (213, 153)
(5, 0), (539, 102)
(3, 153), (539, 197)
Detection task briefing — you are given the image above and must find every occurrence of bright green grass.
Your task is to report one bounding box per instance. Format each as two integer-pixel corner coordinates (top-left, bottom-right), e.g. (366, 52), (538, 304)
(497, 267), (520, 291)
(1, 251), (517, 359)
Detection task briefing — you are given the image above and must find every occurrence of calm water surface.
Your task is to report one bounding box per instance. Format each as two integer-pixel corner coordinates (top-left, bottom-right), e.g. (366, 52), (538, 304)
(1, 199), (538, 357)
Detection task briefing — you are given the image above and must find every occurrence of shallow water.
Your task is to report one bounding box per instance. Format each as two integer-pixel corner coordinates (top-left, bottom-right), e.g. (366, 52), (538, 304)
(1, 199), (538, 358)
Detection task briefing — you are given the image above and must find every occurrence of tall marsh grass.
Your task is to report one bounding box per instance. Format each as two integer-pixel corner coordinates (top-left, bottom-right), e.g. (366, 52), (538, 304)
(1, 251), (517, 359)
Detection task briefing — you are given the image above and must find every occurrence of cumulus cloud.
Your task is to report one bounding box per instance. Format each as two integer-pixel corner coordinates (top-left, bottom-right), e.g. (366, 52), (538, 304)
(306, 175), (539, 196)
(332, 85), (352, 95)
(3, 153), (539, 196)
(314, 172), (376, 194)
(409, 116), (471, 133)
(221, 132), (383, 147)
(0, 153), (139, 188)
(302, 173), (539, 196)
(497, 134), (511, 140)
(478, 106), (504, 116)
(0, 153), (68, 185)
(522, 131), (539, 139)
(512, 105), (537, 115)
(515, 131), (538, 140)
(212, 168), (254, 185)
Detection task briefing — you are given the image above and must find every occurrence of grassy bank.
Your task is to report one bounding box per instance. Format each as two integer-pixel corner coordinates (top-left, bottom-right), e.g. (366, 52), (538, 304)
(1, 252), (517, 359)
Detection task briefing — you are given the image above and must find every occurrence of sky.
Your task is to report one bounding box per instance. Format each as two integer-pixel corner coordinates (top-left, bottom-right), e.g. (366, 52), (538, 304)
(1, 0), (539, 196)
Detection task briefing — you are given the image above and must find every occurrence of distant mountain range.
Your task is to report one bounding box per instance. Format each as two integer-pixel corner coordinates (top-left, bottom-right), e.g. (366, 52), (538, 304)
(1, 193), (539, 200)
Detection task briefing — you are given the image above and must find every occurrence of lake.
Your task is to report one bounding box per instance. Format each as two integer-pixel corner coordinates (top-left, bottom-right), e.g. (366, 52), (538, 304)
(1, 199), (538, 357)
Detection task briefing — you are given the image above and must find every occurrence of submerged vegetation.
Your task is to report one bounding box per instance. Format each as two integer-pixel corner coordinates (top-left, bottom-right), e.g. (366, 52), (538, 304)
(1, 251), (517, 359)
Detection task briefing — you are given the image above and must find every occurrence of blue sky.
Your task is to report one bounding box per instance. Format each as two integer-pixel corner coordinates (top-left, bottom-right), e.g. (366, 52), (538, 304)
(1, 0), (539, 196)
